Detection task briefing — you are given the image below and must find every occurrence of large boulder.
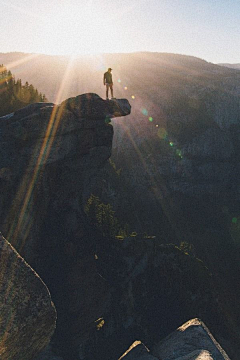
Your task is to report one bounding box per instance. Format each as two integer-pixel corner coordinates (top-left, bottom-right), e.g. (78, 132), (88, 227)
(0, 233), (56, 360)
(61, 93), (131, 119)
(152, 318), (230, 360)
(119, 319), (230, 360)
(0, 93), (130, 170)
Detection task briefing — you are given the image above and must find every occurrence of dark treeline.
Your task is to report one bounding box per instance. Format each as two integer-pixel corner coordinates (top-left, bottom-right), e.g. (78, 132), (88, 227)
(0, 64), (47, 117)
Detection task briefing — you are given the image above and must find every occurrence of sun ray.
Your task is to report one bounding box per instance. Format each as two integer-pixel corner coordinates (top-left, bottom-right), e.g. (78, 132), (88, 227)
(2, 57), (77, 341)
(5, 53), (41, 71)
(114, 112), (184, 240)
(6, 56), (75, 250)
(109, 59), (185, 240)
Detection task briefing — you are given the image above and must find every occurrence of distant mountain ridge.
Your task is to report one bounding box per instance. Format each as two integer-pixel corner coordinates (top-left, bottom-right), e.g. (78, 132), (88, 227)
(218, 63), (240, 70)
(1, 51), (240, 103)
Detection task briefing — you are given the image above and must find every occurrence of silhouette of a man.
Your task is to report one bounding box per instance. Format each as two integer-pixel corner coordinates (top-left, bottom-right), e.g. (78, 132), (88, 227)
(103, 68), (113, 99)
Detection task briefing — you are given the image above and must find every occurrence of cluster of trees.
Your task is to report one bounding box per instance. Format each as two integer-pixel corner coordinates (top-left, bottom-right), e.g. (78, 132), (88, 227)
(84, 194), (129, 239)
(0, 64), (47, 117)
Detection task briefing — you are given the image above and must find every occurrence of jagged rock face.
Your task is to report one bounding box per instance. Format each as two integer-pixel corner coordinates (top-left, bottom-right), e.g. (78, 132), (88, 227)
(111, 84), (240, 199)
(120, 319), (230, 360)
(80, 240), (231, 360)
(112, 120), (239, 198)
(152, 318), (230, 360)
(0, 234), (56, 360)
(0, 93), (129, 170)
(0, 93), (130, 257)
(0, 93), (131, 359)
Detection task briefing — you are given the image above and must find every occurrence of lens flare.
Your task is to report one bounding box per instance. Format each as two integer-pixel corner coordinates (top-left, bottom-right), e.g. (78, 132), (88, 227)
(118, 79), (121, 83)
(148, 116), (153, 121)
(157, 128), (168, 139)
(232, 217), (238, 224)
(124, 86), (128, 90)
(141, 108), (148, 116)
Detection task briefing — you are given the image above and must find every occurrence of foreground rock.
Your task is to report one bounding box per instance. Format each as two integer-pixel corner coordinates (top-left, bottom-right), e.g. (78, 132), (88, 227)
(119, 319), (230, 360)
(34, 345), (64, 360)
(0, 233), (56, 360)
(152, 318), (230, 360)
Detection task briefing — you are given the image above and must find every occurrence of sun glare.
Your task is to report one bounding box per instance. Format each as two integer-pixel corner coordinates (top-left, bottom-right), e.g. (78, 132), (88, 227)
(42, 1), (120, 56)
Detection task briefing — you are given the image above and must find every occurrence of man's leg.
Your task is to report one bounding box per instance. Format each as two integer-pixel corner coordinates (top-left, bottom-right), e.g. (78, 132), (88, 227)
(106, 84), (109, 99)
(110, 84), (113, 98)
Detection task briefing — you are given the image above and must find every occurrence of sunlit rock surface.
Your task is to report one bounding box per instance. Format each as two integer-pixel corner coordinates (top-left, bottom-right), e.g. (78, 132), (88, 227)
(119, 319), (230, 360)
(61, 94), (131, 119)
(152, 318), (230, 360)
(119, 341), (158, 360)
(0, 233), (56, 360)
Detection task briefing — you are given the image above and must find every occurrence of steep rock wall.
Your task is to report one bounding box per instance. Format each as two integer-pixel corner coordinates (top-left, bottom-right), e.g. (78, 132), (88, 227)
(0, 93), (131, 359)
(0, 92), (235, 360)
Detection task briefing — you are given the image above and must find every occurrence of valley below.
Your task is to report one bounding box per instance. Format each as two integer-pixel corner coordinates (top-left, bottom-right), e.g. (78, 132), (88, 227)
(0, 52), (240, 359)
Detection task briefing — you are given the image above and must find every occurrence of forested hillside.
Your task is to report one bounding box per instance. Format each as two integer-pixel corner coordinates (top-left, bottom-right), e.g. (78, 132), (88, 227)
(0, 64), (47, 116)
(1, 51), (240, 104)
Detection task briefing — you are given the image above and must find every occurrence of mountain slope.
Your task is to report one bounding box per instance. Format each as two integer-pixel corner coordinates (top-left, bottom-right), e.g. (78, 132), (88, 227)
(218, 63), (240, 70)
(1, 51), (240, 103)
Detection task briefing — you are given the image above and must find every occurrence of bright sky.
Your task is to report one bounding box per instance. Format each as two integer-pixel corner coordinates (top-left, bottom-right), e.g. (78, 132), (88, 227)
(1, 0), (240, 63)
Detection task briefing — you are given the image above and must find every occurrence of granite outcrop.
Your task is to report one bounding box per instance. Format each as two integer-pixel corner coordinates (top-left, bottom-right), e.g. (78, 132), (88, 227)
(0, 93), (131, 359)
(119, 319), (230, 360)
(0, 233), (56, 360)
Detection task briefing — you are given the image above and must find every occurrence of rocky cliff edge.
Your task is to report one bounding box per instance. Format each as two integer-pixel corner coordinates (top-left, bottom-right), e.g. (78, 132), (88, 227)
(0, 93), (131, 359)
(0, 233), (56, 360)
(0, 93), (130, 170)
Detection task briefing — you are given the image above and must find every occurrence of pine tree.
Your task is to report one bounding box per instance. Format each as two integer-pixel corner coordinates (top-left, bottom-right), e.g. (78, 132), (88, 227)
(84, 194), (130, 238)
(0, 64), (48, 117)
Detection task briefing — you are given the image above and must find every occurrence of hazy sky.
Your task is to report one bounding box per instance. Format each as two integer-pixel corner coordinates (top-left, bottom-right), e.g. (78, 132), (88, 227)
(1, 0), (240, 63)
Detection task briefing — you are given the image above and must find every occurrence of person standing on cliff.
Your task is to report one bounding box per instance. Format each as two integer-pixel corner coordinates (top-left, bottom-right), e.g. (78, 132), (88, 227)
(103, 68), (114, 100)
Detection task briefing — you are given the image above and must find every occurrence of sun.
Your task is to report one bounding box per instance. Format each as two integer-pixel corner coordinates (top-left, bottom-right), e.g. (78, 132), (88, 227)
(41, 1), (121, 56)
